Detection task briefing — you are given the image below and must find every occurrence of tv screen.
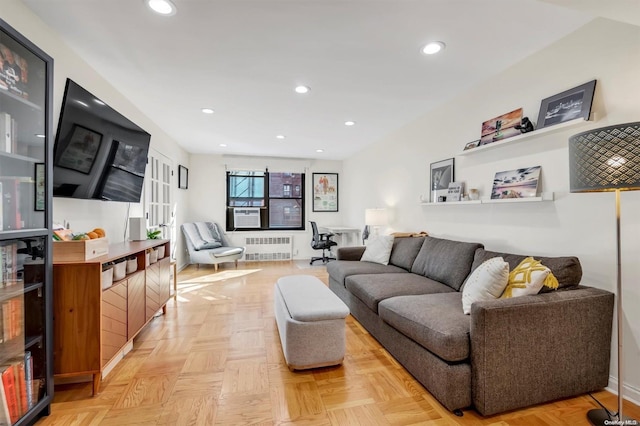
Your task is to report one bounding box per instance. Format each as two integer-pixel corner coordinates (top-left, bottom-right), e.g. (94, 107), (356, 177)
(53, 79), (151, 202)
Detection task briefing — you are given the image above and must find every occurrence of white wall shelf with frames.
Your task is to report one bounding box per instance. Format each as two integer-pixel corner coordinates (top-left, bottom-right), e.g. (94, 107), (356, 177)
(457, 118), (588, 156)
(420, 192), (554, 205)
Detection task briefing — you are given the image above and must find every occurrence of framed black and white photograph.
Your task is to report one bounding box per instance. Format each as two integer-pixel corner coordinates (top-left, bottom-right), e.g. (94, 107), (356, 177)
(312, 173), (338, 212)
(178, 165), (189, 189)
(430, 158), (454, 203)
(537, 80), (596, 129)
(56, 124), (102, 174)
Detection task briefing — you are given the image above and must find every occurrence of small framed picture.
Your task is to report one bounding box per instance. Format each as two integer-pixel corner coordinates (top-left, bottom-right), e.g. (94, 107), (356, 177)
(463, 140), (480, 151)
(178, 165), (188, 189)
(481, 108), (523, 146)
(537, 80), (596, 129)
(430, 158), (454, 203)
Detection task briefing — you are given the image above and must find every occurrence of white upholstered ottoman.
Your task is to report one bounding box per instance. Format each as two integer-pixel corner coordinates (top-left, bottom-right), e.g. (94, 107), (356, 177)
(274, 275), (350, 370)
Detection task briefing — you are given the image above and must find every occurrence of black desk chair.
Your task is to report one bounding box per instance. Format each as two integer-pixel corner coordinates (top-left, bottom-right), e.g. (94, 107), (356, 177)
(309, 221), (337, 265)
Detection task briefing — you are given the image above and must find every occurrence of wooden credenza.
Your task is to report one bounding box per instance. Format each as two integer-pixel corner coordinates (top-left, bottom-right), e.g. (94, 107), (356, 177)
(53, 239), (171, 395)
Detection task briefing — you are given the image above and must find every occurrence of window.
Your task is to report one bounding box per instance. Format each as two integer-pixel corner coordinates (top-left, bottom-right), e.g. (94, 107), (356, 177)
(227, 171), (305, 230)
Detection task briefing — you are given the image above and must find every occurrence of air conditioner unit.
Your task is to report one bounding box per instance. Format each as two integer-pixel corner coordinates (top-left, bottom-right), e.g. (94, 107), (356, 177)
(233, 207), (261, 228)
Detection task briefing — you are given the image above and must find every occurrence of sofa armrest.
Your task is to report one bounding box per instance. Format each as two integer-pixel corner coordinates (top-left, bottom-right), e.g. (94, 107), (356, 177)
(336, 246), (366, 261)
(470, 286), (614, 416)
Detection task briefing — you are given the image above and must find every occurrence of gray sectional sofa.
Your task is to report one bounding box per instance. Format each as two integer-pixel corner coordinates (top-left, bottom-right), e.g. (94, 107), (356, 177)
(326, 235), (614, 416)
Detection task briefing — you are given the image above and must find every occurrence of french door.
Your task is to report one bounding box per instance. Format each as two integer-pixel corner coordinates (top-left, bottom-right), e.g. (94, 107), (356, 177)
(145, 149), (174, 254)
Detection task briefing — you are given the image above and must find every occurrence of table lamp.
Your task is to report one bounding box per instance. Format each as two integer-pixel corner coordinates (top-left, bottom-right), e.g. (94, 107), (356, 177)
(365, 208), (388, 238)
(569, 122), (640, 426)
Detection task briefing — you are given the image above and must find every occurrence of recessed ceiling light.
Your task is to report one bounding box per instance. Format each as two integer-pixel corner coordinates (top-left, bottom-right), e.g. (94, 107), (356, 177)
(201, 108), (214, 114)
(316, 149), (324, 153)
(219, 143), (227, 147)
(276, 135), (286, 140)
(146, 0), (177, 16)
(421, 41), (445, 55)
(344, 121), (356, 126)
(295, 85), (310, 94)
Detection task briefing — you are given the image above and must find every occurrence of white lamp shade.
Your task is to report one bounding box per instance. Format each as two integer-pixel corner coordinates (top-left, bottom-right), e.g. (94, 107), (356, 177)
(365, 208), (388, 226)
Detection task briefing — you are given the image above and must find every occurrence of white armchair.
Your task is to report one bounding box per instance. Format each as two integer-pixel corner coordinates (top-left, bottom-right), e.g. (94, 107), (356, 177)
(181, 222), (245, 271)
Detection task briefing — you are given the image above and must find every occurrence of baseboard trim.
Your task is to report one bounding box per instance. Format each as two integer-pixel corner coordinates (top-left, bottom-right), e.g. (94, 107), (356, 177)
(606, 376), (640, 406)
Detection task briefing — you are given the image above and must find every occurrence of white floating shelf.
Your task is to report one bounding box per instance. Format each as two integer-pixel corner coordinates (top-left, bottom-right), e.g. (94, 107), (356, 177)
(420, 200), (481, 206)
(457, 118), (587, 156)
(481, 192), (555, 204)
(420, 192), (554, 205)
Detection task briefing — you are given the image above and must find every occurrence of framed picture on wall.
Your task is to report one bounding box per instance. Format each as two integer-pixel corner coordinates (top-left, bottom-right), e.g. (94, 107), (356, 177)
(537, 80), (596, 129)
(430, 158), (454, 203)
(178, 165), (188, 189)
(312, 173), (338, 212)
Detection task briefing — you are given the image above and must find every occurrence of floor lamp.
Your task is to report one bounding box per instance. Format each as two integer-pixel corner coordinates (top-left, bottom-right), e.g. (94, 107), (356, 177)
(569, 122), (640, 426)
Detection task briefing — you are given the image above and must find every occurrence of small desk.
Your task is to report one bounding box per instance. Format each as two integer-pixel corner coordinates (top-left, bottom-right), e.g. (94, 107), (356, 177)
(320, 226), (361, 249)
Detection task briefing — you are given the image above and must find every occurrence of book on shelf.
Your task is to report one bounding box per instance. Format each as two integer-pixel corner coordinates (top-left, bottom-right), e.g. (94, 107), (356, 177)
(446, 182), (465, 202)
(0, 113), (11, 154)
(23, 352), (33, 410)
(0, 374), (10, 426)
(0, 364), (19, 424)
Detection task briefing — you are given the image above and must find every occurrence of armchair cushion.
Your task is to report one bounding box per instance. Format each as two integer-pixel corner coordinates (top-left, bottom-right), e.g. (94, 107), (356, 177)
(184, 222), (222, 250)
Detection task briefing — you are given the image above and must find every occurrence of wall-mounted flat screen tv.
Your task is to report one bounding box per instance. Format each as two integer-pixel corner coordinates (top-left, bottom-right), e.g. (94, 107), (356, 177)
(53, 79), (151, 202)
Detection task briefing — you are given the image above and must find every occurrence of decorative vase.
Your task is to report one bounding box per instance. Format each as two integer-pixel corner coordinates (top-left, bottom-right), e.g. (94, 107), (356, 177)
(469, 189), (480, 200)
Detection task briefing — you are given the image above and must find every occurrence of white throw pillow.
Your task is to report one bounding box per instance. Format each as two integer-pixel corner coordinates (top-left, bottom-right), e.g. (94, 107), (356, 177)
(461, 257), (509, 315)
(361, 235), (394, 265)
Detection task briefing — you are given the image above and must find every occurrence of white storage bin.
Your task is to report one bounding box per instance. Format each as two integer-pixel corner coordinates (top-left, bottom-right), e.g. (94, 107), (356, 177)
(113, 261), (126, 281)
(149, 249), (158, 264)
(126, 258), (138, 274)
(102, 267), (113, 289)
(157, 246), (165, 259)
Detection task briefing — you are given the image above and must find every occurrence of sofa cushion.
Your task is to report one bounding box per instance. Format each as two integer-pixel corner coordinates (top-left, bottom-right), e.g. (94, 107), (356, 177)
(470, 249), (582, 292)
(326, 260), (408, 287)
(345, 273), (454, 313)
(501, 257), (558, 298)
(361, 235), (394, 265)
(461, 257), (509, 315)
(379, 293), (470, 362)
(411, 237), (483, 291)
(389, 236), (427, 271)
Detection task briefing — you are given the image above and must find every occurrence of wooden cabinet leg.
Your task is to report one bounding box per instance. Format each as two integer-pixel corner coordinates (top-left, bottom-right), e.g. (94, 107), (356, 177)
(162, 304), (167, 315)
(214, 264), (218, 272)
(92, 373), (101, 396)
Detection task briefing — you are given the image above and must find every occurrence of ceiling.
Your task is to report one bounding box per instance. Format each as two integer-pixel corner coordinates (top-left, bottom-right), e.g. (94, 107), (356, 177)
(22, 0), (612, 160)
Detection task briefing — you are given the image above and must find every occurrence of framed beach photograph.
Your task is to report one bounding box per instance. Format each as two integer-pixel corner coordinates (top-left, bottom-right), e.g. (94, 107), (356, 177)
(480, 108), (523, 146)
(312, 173), (338, 212)
(537, 80), (596, 129)
(430, 158), (454, 203)
(491, 166), (541, 199)
(178, 165), (189, 189)
(56, 124), (102, 174)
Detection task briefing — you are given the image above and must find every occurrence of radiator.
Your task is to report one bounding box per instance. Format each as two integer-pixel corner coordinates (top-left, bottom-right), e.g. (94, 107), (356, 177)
(243, 235), (293, 261)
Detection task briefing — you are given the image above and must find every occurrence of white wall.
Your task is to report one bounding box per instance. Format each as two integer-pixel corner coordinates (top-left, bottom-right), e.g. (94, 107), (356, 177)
(186, 154), (344, 262)
(343, 18), (640, 402)
(1, 0), (191, 265)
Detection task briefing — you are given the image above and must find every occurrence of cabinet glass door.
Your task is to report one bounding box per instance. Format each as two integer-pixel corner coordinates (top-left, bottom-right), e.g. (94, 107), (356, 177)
(0, 27), (48, 231)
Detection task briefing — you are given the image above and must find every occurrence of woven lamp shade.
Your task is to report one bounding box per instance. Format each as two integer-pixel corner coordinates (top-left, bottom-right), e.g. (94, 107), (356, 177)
(569, 122), (640, 193)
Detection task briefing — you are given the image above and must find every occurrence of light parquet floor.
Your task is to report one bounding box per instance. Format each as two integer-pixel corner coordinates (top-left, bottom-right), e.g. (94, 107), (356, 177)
(38, 261), (640, 425)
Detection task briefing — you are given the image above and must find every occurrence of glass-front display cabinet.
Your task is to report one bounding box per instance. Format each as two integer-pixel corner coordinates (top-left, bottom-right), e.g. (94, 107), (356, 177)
(0, 17), (53, 425)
